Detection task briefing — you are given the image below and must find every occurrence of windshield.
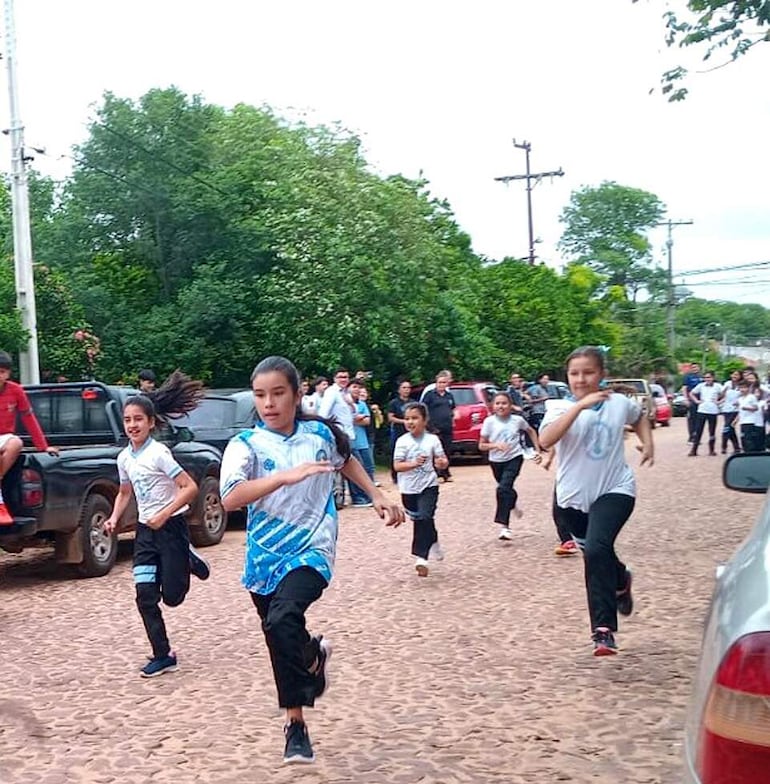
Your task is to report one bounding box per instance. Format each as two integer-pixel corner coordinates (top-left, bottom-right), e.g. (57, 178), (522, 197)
(450, 388), (478, 406)
(172, 397), (237, 429)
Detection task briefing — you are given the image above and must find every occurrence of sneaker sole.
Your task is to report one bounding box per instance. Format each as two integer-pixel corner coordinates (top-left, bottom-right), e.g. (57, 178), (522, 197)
(593, 646), (618, 657)
(415, 564), (429, 577)
(554, 549), (579, 557)
(316, 638), (332, 699)
(139, 664), (179, 678)
(283, 754), (315, 765)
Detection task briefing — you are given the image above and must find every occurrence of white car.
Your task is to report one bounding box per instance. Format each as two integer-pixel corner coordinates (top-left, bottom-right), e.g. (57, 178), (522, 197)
(683, 453), (770, 782)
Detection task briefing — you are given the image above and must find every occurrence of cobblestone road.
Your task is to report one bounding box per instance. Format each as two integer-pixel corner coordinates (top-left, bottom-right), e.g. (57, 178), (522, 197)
(0, 418), (761, 783)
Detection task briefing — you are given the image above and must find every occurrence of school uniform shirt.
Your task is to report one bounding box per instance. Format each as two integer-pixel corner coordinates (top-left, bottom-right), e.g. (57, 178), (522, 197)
(393, 432), (445, 495)
(352, 401), (369, 450)
(300, 394), (317, 415)
(317, 383), (355, 440)
(720, 383), (741, 414)
(117, 438), (189, 523)
(480, 414), (528, 462)
(541, 393), (641, 513)
(739, 394), (764, 427)
(692, 382), (723, 415)
(220, 420), (347, 595)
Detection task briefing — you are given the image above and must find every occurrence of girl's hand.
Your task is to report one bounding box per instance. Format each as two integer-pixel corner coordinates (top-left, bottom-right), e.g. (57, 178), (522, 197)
(415, 452), (428, 466)
(373, 495), (405, 527)
(638, 444), (655, 467)
(577, 390), (611, 410)
(104, 517), (117, 534)
(145, 511), (169, 530)
(284, 461), (335, 485)
(541, 452), (554, 471)
(434, 455), (449, 470)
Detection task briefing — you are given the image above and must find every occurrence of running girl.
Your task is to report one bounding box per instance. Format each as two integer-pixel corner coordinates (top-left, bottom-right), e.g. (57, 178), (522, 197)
(219, 356), (403, 765)
(392, 402), (449, 576)
(479, 391), (542, 541)
(104, 371), (210, 678)
(539, 347), (654, 656)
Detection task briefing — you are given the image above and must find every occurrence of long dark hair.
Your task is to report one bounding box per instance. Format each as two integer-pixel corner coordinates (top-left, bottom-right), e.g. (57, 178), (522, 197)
(124, 370), (205, 423)
(250, 356), (351, 460)
(565, 345), (606, 373)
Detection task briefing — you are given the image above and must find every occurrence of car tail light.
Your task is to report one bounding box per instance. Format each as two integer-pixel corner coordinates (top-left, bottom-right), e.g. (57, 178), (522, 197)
(697, 632), (770, 782)
(21, 468), (43, 508)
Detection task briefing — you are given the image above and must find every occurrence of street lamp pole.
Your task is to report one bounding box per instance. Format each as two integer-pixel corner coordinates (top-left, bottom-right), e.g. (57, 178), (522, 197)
(656, 218), (693, 369)
(3, 0), (40, 384)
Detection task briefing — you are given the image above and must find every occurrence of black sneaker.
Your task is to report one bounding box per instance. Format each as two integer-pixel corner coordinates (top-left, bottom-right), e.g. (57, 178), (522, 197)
(310, 635), (332, 699)
(140, 652), (178, 677)
(189, 545), (210, 581)
(283, 720), (314, 764)
(616, 568), (633, 616)
(592, 628), (618, 657)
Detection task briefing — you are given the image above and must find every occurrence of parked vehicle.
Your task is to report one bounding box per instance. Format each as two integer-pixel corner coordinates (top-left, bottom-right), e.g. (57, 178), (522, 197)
(683, 452), (770, 782)
(171, 390), (257, 452)
(0, 382), (226, 577)
(672, 393), (689, 417)
(605, 378), (657, 426)
(649, 383), (672, 427)
(413, 381), (498, 456)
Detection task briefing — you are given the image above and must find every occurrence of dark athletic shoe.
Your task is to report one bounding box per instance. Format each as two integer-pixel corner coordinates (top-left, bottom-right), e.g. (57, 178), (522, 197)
(310, 635), (332, 699)
(616, 568), (634, 616)
(189, 545), (210, 581)
(592, 628), (618, 657)
(283, 720), (314, 764)
(140, 652), (178, 678)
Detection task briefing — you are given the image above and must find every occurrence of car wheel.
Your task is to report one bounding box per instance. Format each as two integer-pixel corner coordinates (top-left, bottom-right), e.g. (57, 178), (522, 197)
(190, 476), (228, 547)
(76, 493), (118, 578)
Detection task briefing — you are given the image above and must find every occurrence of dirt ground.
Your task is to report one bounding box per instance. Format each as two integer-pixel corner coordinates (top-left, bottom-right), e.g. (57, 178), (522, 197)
(0, 417), (761, 783)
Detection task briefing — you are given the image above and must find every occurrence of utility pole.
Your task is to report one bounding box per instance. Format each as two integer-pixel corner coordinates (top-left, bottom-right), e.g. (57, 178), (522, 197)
(3, 0), (40, 384)
(494, 139), (563, 265)
(657, 218), (693, 369)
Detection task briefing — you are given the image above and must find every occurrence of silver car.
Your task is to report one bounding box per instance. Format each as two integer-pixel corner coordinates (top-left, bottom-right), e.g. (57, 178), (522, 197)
(683, 453), (770, 782)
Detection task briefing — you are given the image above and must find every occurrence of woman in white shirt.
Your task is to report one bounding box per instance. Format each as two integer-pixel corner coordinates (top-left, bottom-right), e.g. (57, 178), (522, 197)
(720, 370), (743, 454)
(688, 371), (724, 457)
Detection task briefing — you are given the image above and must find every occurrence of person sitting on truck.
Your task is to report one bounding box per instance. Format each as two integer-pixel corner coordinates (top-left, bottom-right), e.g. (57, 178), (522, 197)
(104, 370), (211, 678)
(0, 350), (59, 525)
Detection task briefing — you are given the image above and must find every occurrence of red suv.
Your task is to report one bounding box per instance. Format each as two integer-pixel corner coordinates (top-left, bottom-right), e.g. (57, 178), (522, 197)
(415, 381), (498, 456)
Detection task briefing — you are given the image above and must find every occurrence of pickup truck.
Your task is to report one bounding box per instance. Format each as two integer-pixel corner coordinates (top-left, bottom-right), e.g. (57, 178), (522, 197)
(0, 382), (227, 578)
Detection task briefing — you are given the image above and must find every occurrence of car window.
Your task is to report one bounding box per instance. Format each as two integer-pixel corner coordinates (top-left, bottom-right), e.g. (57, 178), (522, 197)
(450, 388), (479, 406)
(172, 397), (237, 429)
(25, 387), (111, 435)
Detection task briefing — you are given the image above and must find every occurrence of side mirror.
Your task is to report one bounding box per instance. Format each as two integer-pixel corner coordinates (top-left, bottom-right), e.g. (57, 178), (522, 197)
(723, 453), (770, 494)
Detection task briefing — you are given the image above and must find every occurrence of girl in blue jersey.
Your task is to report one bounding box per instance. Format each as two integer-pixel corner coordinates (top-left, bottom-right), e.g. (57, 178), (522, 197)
(220, 356), (403, 766)
(104, 371), (210, 679)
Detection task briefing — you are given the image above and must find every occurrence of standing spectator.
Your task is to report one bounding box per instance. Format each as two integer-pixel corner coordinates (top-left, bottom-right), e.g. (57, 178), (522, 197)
(300, 379), (317, 415)
(358, 386), (380, 486)
(317, 369), (355, 441)
(504, 373), (528, 415)
(388, 379), (413, 483)
(688, 372), (723, 456)
(138, 369), (157, 394)
(421, 371), (456, 482)
(720, 370), (743, 454)
(419, 369), (454, 402)
(526, 373), (551, 432)
(738, 380), (765, 453)
(347, 379), (374, 507)
(681, 362), (703, 444)
(0, 351), (59, 524)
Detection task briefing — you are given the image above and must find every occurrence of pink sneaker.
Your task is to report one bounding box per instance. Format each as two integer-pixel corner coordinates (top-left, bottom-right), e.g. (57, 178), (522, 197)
(554, 540), (578, 556)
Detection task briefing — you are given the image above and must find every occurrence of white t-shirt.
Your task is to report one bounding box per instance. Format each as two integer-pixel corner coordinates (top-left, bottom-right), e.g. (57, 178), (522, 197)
(317, 384), (355, 439)
(720, 383), (741, 413)
(117, 438), (188, 523)
(739, 394), (764, 427)
(541, 393), (641, 513)
(393, 432), (445, 494)
(480, 414), (528, 462)
(692, 382), (723, 415)
(301, 394), (317, 415)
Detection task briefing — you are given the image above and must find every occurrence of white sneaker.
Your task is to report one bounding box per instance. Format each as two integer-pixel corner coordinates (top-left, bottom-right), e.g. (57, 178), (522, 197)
(415, 558), (429, 577)
(428, 542), (444, 561)
(522, 446), (538, 460)
(498, 527), (513, 540)
(512, 505), (524, 519)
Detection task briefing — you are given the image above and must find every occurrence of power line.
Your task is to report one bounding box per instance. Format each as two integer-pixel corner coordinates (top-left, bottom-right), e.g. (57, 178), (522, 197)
(678, 260), (770, 277)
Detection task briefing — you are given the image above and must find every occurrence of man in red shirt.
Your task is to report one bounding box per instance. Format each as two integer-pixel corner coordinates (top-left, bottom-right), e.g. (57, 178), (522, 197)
(0, 351), (58, 524)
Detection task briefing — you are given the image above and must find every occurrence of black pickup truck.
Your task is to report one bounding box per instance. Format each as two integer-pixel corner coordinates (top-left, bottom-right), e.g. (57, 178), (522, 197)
(0, 382), (227, 577)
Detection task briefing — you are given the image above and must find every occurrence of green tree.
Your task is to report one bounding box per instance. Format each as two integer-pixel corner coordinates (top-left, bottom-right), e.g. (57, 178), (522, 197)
(558, 182), (666, 302)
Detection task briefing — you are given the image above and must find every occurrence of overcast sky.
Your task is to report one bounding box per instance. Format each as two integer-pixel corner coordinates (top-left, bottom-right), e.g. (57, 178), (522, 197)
(6, 0), (770, 304)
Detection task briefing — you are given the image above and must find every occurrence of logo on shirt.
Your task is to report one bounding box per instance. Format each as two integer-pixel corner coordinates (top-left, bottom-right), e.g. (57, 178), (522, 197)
(263, 458), (276, 471)
(585, 421), (612, 460)
(315, 448), (328, 462)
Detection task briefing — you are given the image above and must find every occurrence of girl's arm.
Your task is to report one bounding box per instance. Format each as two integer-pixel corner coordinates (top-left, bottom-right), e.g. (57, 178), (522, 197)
(539, 392), (608, 450)
(222, 461), (334, 512)
(341, 457), (404, 527)
(478, 435), (503, 452)
(433, 444), (449, 470)
(393, 455), (424, 472)
(632, 413), (654, 466)
(104, 482), (133, 534)
(145, 470), (199, 530)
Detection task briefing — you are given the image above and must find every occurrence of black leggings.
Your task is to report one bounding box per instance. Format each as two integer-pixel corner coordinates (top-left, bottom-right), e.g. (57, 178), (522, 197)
(489, 456), (523, 526)
(251, 567), (327, 709)
(402, 485), (439, 558)
(693, 413), (718, 452)
(721, 412), (740, 453)
(555, 494), (635, 632)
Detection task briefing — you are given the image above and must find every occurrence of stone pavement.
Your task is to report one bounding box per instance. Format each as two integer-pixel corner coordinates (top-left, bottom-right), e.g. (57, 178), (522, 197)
(0, 418), (761, 783)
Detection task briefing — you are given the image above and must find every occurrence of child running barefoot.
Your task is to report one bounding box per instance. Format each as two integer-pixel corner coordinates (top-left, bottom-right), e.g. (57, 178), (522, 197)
(479, 391), (542, 541)
(539, 347), (653, 656)
(219, 356), (403, 765)
(104, 371), (211, 678)
(392, 402), (449, 576)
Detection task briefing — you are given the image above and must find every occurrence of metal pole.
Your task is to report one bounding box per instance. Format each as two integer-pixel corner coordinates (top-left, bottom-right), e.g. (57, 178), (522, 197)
(657, 218), (693, 370)
(517, 141), (535, 265)
(3, 0), (40, 384)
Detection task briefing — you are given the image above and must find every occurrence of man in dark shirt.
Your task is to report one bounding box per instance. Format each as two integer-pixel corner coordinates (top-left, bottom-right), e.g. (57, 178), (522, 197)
(681, 362), (703, 444)
(422, 371), (456, 481)
(387, 379), (413, 483)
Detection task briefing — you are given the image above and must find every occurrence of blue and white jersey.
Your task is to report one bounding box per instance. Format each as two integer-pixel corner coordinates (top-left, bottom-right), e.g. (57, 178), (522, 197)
(541, 393), (641, 513)
(117, 438), (187, 523)
(220, 420), (347, 595)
